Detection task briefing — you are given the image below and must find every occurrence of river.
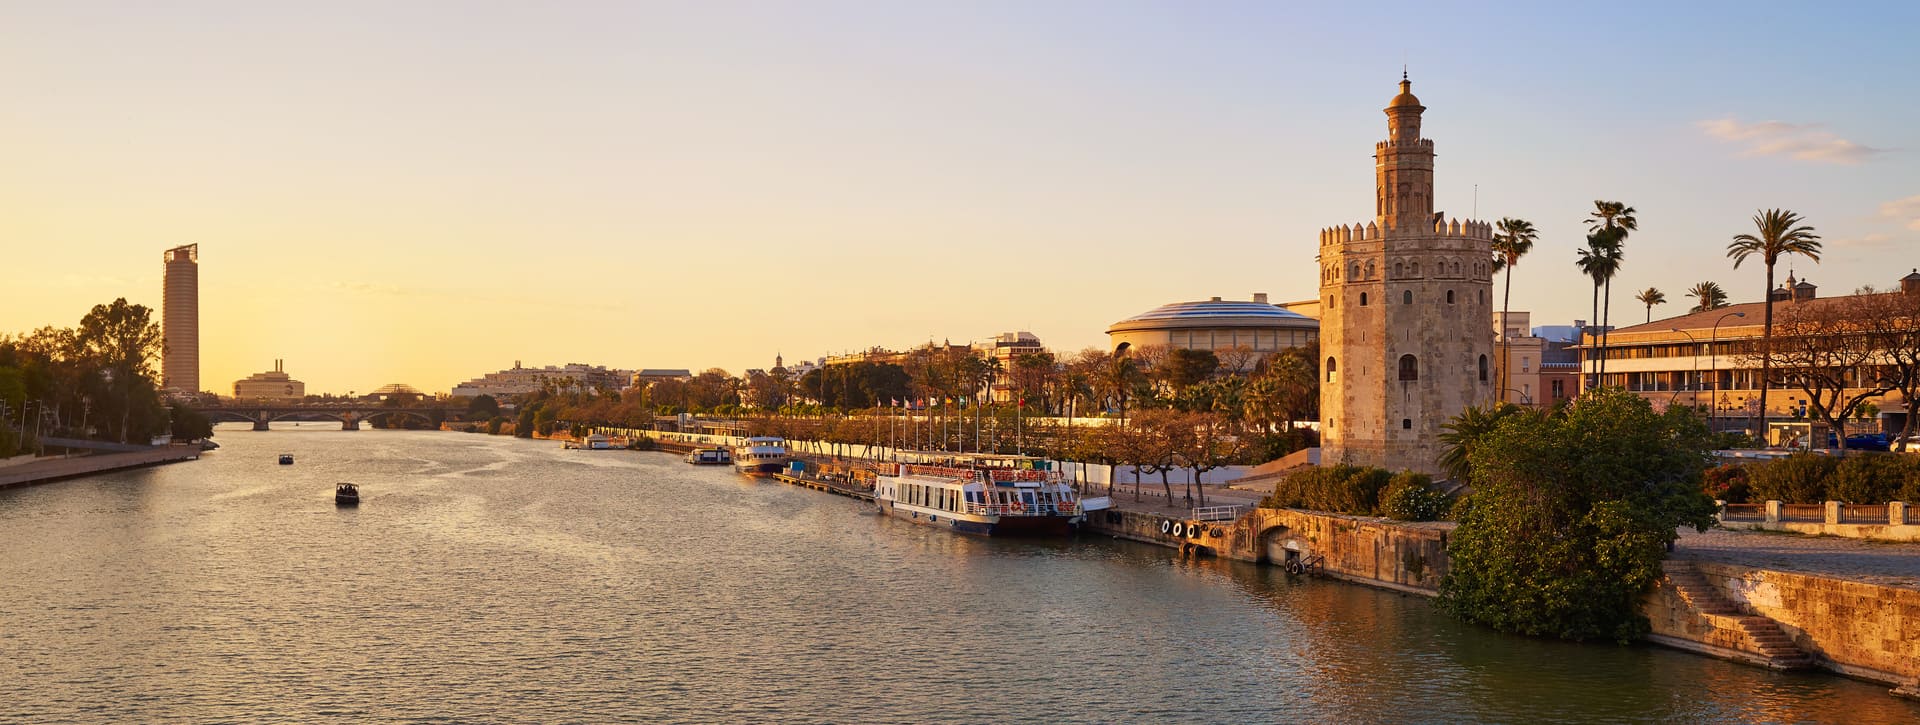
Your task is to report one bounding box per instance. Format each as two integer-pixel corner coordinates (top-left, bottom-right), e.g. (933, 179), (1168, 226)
(2, 427), (1913, 723)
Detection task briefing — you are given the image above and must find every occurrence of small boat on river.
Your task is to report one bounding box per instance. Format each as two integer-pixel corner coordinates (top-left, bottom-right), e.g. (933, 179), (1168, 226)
(685, 447), (731, 465)
(873, 453), (1109, 536)
(732, 436), (790, 474)
(335, 482), (360, 506)
(278, 454), (294, 465)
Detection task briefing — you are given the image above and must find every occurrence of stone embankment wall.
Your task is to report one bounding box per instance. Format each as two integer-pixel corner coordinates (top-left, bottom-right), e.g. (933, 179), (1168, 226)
(0, 446), (200, 489)
(1667, 561), (1920, 689)
(1086, 506), (1449, 595)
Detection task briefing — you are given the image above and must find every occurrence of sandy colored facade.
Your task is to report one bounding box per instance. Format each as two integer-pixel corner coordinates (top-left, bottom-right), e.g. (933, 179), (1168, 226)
(162, 244), (199, 394)
(232, 359), (305, 401)
(1317, 78), (1495, 475)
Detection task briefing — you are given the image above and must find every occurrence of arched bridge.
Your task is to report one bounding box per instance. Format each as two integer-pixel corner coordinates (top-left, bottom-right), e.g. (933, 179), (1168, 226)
(202, 405), (451, 431)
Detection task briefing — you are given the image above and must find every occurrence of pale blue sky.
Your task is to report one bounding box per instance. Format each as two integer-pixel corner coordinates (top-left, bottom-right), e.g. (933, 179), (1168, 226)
(3, 1), (1915, 393)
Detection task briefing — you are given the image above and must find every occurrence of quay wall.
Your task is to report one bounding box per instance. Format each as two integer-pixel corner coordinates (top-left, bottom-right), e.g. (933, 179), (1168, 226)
(1672, 561), (1920, 690)
(0, 446), (200, 489)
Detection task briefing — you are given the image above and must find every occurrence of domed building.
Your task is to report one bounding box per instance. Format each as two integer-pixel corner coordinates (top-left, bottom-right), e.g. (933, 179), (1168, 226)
(1107, 293), (1319, 370)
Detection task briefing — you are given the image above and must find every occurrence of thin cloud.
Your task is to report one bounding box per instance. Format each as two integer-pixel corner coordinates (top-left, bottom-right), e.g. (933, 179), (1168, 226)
(1829, 232), (1891, 249)
(1880, 195), (1920, 231)
(1697, 117), (1883, 164)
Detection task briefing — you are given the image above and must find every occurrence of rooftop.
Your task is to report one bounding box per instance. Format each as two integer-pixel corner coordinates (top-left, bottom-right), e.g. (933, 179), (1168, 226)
(1108, 297), (1317, 334)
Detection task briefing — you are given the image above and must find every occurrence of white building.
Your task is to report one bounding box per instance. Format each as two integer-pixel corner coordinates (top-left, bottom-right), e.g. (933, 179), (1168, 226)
(450, 362), (634, 398)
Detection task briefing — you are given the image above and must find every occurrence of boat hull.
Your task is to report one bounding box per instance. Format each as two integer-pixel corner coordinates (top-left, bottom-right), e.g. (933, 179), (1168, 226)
(335, 496), (359, 506)
(876, 500), (1076, 537)
(735, 461), (786, 475)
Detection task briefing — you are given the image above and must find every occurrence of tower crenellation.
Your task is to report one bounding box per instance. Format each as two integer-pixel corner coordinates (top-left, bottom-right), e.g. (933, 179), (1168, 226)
(1315, 76), (1496, 477)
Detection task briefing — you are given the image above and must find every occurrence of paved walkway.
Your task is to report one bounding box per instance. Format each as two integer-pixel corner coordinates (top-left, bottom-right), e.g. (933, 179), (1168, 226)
(1676, 527), (1920, 590)
(0, 446), (199, 488)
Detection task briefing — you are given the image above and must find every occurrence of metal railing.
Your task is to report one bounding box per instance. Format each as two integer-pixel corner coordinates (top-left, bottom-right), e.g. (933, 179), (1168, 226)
(965, 501), (1075, 517)
(1780, 504), (1824, 523)
(1719, 503), (1764, 523)
(1192, 505), (1243, 523)
(1839, 504), (1888, 525)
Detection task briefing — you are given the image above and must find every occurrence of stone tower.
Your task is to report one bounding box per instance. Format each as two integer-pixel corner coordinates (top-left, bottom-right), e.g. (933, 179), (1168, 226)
(1316, 76), (1495, 476)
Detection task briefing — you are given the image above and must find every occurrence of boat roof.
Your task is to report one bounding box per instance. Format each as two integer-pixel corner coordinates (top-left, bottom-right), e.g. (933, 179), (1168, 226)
(895, 451), (1048, 463)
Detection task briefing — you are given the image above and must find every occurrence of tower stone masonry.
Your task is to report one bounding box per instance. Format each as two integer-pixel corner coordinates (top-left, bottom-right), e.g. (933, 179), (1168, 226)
(1317, 77), (1495, 476)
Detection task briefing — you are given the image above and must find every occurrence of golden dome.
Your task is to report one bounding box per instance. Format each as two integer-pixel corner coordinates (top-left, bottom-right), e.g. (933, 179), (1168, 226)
(1388, 75), (1422, 109)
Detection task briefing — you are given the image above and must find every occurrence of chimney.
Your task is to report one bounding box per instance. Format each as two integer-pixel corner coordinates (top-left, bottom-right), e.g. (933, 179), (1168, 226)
(1253, 292), (1269, 304)
(1792, 279), (1817, 302)
(1903, 269), (1920, 295)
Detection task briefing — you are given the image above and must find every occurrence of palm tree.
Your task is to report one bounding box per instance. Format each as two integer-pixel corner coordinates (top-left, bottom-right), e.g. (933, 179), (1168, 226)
(1491, 217), (1538, 402)
(1574, 232), (1622, 390)
(1727, 209), (1822, 440)
(1437, 402), (1521, 483)
(1685, 281), (1729, 312)
(1634, 287), (1666, 323)
(1586, 201), (1637, 380)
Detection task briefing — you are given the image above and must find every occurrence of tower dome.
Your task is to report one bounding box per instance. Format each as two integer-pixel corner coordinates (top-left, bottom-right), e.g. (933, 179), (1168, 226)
(1387, 74), (1422, 109)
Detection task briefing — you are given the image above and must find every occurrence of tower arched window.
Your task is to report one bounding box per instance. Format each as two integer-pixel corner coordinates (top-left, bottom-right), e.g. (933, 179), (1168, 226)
(1411, 262), (1420, 276)
(1351, 263), (1360, 279)
(1402, 290), (1413, 305)
(1394, 262), (1404, 277)
(1447, 290), (1455, 304)
(1326, 357), (1338, 383)
(1360, 292), (1369, 306)
(1398, 354), (1418, 381)
(1366, 261), (1376, 279)
(1478, 354), (1490, 382)
(1452, 261), (1461, 276)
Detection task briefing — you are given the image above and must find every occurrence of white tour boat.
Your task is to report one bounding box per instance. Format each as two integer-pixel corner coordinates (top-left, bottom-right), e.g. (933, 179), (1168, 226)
(732, 436), (791, 474)
(872, 453), (1110, 536)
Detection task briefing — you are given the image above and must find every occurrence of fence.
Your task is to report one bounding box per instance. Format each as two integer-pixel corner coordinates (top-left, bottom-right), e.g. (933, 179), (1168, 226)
(1719, 503), (1764, 523)
(1779, 504), (1825, 523)
(1839, 504), (1889, 525)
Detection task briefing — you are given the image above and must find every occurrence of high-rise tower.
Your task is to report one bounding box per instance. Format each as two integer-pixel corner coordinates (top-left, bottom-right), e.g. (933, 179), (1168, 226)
(162, 244), (199, 394)
(1316, 77), (1495, 475)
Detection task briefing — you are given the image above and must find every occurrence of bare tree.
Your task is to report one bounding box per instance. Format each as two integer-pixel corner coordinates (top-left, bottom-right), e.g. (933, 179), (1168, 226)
(1747, 300), (1894, 454)
(1858, 289), (1920, 451)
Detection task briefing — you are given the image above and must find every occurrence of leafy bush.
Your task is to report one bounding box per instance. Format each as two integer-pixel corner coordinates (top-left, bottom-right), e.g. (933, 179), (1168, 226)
(1701, 464), (1752, 503)
(1746, 453), (1838, 504)
(1826, 454), (1910, 504)
(1260, 463), (1393, 516)
(1439, 388), (1718, 643)
(1381, 471), (1449, 521)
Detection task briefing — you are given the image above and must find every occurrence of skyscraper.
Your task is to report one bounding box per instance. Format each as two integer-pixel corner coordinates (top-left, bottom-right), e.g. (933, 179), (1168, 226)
(162, 244), (199, 394)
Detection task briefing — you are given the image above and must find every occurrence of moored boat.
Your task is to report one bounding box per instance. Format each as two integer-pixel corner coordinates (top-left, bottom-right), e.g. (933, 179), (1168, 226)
(335, 482), (360, 505)
(872, 453), (1109, 536)
(685, 447), (732, 465)
(732, 436), (790, 474)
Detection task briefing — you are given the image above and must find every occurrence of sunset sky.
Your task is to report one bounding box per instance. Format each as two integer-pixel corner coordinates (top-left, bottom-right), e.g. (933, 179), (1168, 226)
(4, 1), (1916, 395)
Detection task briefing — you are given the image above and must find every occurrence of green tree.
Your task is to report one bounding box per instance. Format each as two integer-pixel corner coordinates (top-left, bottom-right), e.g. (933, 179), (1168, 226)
(1492, 217), (1538, 398)
(1634, 287), (1666, 323)
(76, 298), (165, 443)
(1684, 281), (1729, 312)
(1161, 348), (1219, 391)
(1436, 402), (1522, 482)
(466, 394), (501, 418)
(1727, 209), (1822, 438)
(1438, 389), (1719, 642)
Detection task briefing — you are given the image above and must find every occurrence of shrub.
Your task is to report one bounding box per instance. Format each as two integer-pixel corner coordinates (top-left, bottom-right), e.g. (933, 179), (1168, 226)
(1746, 453), (1838, 504)
(1702, 464), (1752, 504)
(1260, 463), (1393, 516)
(1382, 471), (1449, 522)
(1826, 454), (1910, 504)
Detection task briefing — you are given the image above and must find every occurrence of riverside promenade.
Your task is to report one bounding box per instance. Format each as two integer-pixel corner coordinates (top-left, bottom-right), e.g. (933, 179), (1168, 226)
(0, 446), (200, 489)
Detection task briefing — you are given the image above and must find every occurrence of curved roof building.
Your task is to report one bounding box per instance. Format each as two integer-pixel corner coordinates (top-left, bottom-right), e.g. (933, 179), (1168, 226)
(1107, 294), (1319, 369)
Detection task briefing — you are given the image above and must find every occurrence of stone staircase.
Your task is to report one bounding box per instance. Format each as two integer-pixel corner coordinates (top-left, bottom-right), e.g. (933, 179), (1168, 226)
(1663, 561), (1813, 670)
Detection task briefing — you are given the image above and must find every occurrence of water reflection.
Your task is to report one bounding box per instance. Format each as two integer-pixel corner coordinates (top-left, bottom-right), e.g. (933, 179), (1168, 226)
(0, 429), (1911, 724)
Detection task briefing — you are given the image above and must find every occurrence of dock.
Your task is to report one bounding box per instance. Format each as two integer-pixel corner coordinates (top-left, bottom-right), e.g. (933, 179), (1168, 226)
(771, 471), (875, 502)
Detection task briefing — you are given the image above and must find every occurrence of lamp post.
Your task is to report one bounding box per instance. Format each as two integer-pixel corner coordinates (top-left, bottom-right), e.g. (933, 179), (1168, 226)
(1669, 328), (1700, 410)
(1499, 388), (1534, 406)
(1708, 311), (1747, 430)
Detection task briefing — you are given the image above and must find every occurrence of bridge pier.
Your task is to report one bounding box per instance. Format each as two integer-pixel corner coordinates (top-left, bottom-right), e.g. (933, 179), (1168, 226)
(341, 420), (359, 431)
(252, 420), (271, 431)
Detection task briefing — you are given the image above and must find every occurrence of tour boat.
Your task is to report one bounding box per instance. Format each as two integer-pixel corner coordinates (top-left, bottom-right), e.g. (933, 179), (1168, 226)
(335, 482), (360, 506)
(872, 453), (1110, 537)
(278, 454), (294, 465)
(685, 447), (732, 465)
(732, 436), (790, 474)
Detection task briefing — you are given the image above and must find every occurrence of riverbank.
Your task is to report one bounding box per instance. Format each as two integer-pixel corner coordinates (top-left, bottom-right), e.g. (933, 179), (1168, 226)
(0, 445), (201, 489)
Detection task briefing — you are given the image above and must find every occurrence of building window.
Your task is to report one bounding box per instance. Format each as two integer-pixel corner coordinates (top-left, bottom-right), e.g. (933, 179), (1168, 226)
(1478, 355), (1489, 382)
(1552, 379), (1565, 398)
(1479, 290), (1485, 305)
(1326, 357), (1338, 383)
(1402, 418), (1412, 429)
(1402, 290), (1413, 305)
(1360, 292), (1369, 306)
(1411, 262), (1420, 276)
(1447, 290), (1455, 304)
(1398, 354), (1418, 381)
(1395, 262), (1404, 277)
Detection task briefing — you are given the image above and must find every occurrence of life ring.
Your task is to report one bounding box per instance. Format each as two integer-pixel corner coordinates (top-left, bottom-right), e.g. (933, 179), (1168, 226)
(1171, 522), (1185, 537)
(1058, 498), (1074, 511)
(1011, 501), (1025, 513)
(1160, 520), (1172, 534)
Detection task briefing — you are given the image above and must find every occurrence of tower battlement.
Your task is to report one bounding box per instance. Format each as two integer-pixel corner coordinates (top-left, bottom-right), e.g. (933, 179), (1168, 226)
(1318, 217), (1493, 246)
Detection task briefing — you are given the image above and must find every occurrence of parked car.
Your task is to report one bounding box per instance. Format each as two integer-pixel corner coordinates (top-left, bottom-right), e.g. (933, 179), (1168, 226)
(1825, 432), (1891, 451)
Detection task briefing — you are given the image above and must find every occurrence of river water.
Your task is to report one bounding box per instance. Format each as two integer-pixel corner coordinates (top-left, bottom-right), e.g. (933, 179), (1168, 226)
(2, 427), (1914, 724)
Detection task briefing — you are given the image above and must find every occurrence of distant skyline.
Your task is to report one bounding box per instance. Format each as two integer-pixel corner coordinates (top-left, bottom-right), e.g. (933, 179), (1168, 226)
(4, 2), (1916, 394)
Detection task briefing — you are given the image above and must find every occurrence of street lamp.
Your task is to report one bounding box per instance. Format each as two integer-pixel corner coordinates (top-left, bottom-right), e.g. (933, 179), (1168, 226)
(1499, 387), (1534, 406)
(1709, 311), (1747, 430)
(1669, 328), (1700, 409)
